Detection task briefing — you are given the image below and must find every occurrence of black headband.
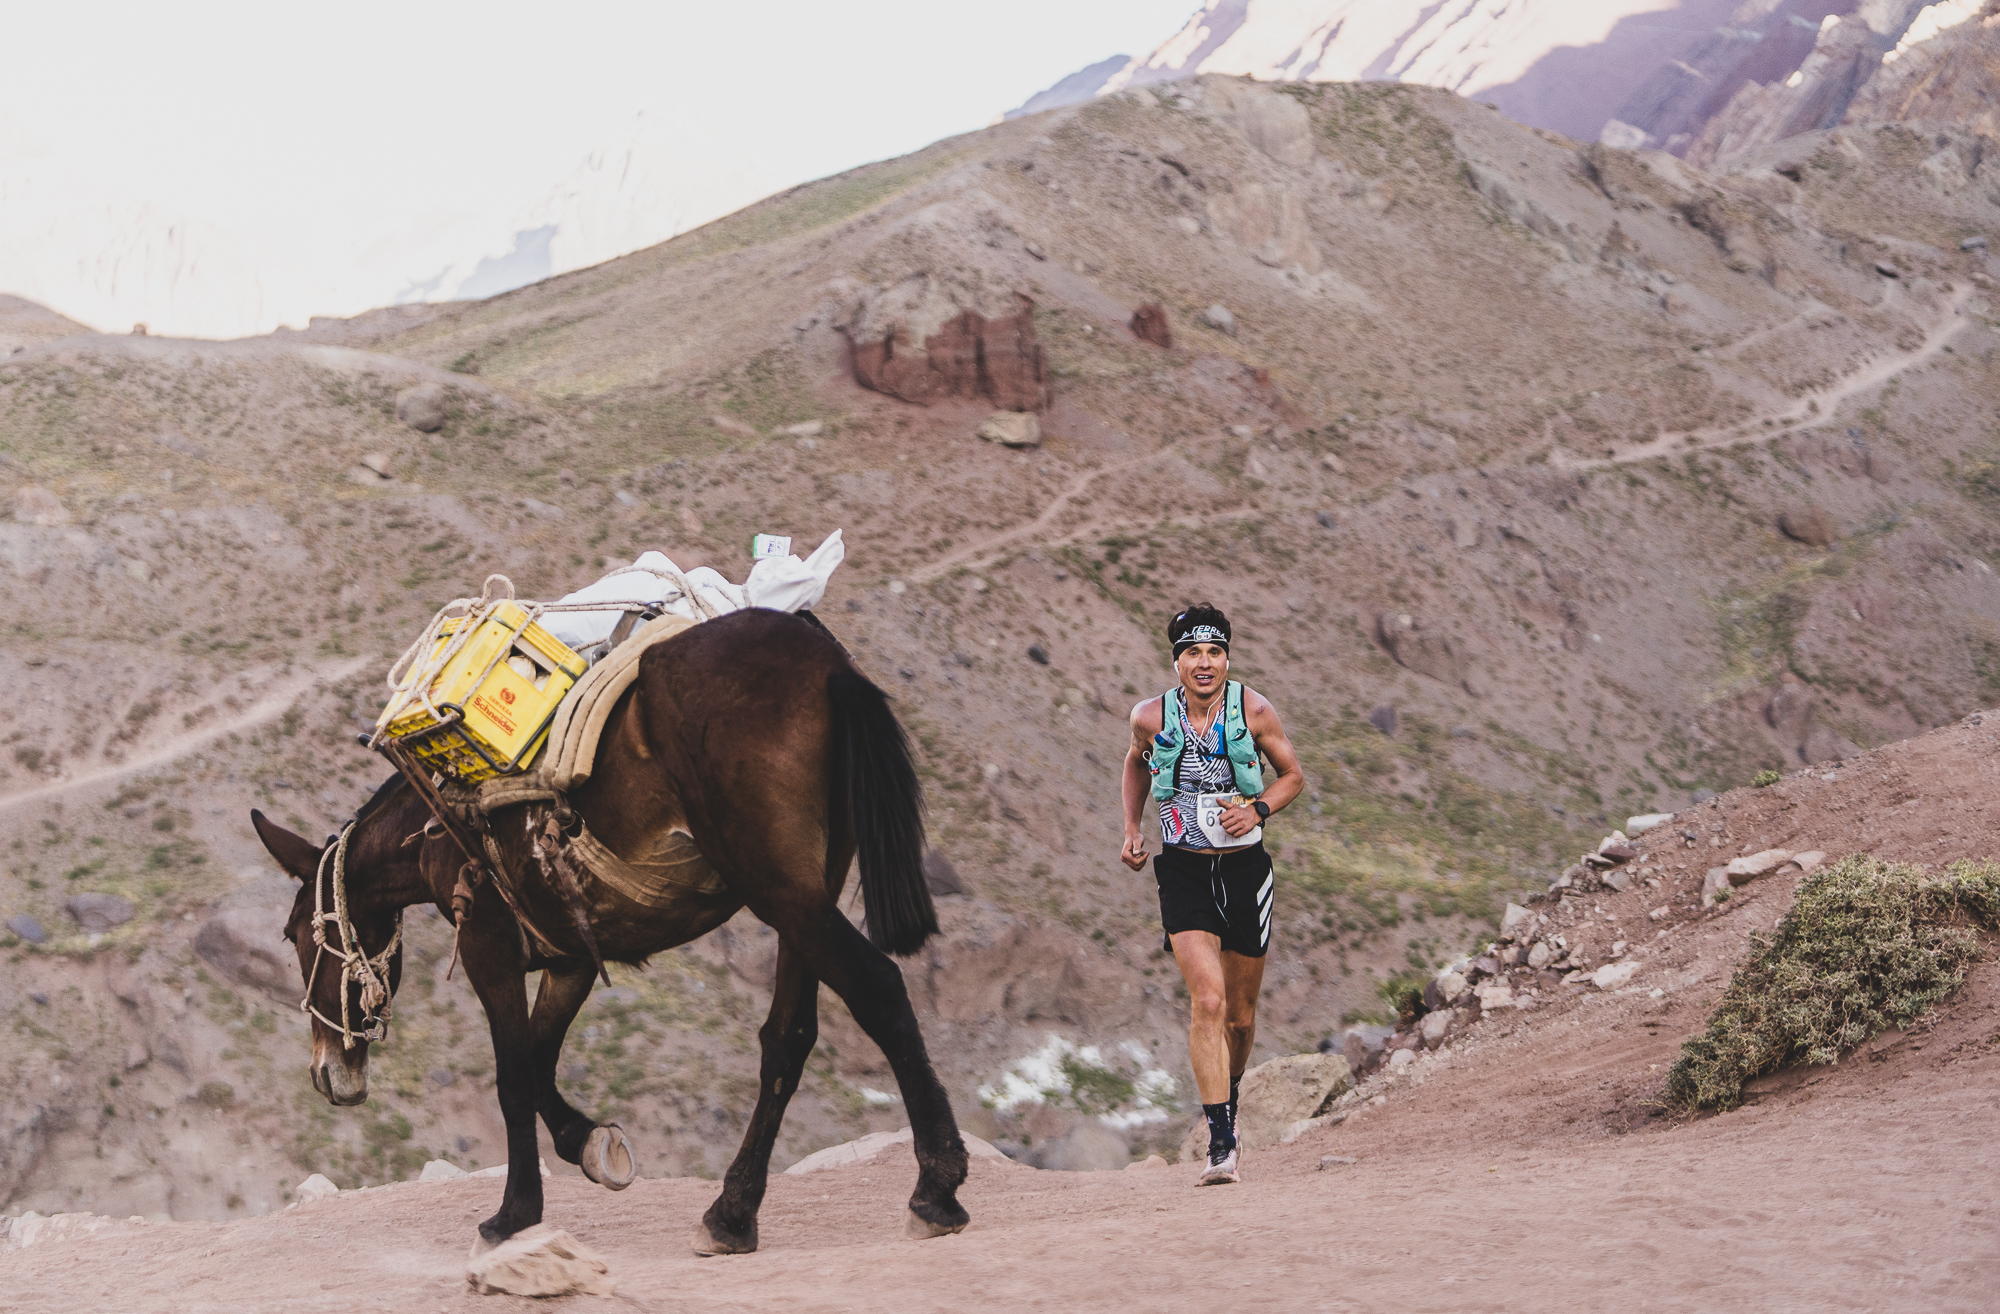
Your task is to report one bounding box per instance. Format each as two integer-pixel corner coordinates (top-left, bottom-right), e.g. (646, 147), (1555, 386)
(1171, 622), (1229, 659)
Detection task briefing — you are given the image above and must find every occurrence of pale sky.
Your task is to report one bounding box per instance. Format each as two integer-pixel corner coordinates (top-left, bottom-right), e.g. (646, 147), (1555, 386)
(0, 0), (1194, 335)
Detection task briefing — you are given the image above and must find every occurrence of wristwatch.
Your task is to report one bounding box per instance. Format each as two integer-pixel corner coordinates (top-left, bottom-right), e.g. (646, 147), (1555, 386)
(1251, 799), (1271, 820)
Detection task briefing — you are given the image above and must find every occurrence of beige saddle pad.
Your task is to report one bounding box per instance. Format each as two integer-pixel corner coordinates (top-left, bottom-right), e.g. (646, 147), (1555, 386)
(540, 613), (698, 792)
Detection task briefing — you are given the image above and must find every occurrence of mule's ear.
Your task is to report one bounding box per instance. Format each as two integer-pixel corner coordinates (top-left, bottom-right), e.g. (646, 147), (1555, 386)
(251, 809), (322, 882)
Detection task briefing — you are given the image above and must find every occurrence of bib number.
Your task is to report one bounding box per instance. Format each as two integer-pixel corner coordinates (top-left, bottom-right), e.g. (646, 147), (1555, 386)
(1196, 793), (1261, 849)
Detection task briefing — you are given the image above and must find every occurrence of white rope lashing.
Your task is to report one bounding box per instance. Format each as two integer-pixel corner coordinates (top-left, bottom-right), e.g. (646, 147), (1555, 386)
(303, 824), (403, 1050)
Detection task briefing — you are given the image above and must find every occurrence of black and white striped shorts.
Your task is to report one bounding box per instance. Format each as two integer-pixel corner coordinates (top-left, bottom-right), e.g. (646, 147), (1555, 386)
(1153, 842), (1273, 958)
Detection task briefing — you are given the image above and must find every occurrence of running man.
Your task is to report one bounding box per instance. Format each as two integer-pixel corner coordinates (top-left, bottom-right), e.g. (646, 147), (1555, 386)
(1120, 604), (1303, 1185)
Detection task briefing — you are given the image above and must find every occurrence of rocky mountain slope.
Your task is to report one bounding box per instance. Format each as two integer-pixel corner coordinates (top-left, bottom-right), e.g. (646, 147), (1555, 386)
(3, 71), (1998, 1224)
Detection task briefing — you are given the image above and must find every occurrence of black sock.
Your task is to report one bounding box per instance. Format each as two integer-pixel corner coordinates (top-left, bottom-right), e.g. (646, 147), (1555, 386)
(1228, 1073), (1241, 1132)
(1203, 1101), (1236, 1155)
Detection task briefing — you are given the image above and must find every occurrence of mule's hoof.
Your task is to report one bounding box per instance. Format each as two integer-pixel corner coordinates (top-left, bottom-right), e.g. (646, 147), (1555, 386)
(581, 1124), (636, 1191)
(690, 1219), (758, 1256)
(906, 1207), (969, 1240)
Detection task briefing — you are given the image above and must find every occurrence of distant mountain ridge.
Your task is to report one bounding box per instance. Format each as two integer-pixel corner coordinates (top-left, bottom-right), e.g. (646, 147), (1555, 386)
(1008, 1), (1986, 158)
(0, 107), (775, 341)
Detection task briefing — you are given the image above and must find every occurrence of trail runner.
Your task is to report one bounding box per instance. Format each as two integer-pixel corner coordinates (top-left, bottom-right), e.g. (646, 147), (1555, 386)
(1120, 604), (1303, 1185)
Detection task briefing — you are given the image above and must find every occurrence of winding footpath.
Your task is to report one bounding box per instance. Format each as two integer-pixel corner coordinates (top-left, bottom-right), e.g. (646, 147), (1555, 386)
(1554, 283), (1976, 471)
(0, 657), (371, 814)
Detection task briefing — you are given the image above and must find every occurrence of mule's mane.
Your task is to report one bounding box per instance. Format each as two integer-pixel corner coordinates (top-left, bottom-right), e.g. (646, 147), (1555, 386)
(353, 772), (408, 827)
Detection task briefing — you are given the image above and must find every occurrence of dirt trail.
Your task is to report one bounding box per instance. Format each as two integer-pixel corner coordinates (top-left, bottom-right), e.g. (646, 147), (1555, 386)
(1556, 282), (1975, 470)
(10, 713), (2000, 1311)
(906, 449), (1167, 585)
(0, 658), (370, 815)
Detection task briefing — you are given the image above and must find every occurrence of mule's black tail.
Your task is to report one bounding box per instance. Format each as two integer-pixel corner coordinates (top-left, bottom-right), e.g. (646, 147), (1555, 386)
(826, 668), (935, 955)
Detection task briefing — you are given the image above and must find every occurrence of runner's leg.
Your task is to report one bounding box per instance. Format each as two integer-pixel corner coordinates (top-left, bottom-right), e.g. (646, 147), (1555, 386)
(1169, 929), (1230, 1104)
(1220, 949), (1267, 1081)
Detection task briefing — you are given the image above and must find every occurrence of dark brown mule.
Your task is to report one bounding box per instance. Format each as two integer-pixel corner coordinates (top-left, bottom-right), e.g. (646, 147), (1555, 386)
(251, 608), (970, 1250)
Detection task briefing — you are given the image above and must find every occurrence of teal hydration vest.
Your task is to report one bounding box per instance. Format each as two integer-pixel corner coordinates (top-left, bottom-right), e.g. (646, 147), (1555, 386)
(1148, 681), (1265, 801)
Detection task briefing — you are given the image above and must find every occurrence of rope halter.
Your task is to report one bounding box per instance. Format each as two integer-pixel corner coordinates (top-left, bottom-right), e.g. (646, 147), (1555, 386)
(303, 823), (403, 1051)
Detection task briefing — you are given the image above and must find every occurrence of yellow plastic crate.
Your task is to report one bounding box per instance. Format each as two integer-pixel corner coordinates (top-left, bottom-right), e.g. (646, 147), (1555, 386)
(375, 601), (586, 782)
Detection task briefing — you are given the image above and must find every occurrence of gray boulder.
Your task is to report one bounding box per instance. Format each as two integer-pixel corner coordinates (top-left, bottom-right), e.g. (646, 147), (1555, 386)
(1199, 304), (1237, 336)
(5, 914), (47, 943)
(1778, 506), (1837, 547)
(922, 850), (966, 896)
(394, 381), (449, 433)
(195, 898), (297, 1003)
(65, 893), (133, 932)
(1377, 611), (1479, 694)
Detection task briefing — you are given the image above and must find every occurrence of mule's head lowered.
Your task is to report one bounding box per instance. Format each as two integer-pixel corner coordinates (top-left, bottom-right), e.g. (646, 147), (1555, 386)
(251, 778), (427, 1106)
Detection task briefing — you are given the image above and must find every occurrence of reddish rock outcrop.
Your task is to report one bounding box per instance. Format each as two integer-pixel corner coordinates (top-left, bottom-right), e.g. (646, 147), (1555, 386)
(848, 294), (1051, 412)
(1129, 303), (1172, 348)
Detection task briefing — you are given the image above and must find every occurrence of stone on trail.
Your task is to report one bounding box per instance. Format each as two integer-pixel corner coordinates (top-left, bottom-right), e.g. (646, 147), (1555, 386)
(977, 411), (1041, 448)
(1626, 812), (1675, 836)
(466, 1226), (615, 1298)
(294, 1174), (339, 1201)
(1702, 867), (1732, 907)
(1592, 961), (1641, 990)
(1792, 850), (1827, 873)
(394, 381), (448, 432)
(1124, 1154), (1169, 1170)
(420, 1159), (470, 1182)
(1199, 304), (1237, 336)
(1527, 941), (1553, 969)
(1387, 1048), (1416, 1071)
(1726, 849), (1794, 883)
(1500, 902), (1533, 938)
(1602, 867), (1634, 893)
(1180, 1053), (1351, 1161)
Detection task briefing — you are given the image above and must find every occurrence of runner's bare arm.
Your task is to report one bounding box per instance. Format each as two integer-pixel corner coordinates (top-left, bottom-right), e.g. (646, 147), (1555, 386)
(1120, 697), (1162, 870)
(1217, 688), (1305, 836)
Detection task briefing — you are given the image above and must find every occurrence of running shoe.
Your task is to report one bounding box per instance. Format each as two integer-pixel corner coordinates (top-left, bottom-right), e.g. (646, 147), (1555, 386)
(1198, 1145), (1240, 1186)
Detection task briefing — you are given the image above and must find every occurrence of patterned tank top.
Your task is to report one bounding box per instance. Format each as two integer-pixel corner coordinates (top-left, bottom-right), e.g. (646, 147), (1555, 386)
(1159, 695), (1236, 849)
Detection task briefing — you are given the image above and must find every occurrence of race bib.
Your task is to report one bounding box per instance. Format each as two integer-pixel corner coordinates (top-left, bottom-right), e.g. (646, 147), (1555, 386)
(1196, 793), (1262, 849)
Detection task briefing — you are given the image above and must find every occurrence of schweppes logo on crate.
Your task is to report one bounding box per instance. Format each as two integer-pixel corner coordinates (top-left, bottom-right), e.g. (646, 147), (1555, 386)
(373, 578), (588, 783)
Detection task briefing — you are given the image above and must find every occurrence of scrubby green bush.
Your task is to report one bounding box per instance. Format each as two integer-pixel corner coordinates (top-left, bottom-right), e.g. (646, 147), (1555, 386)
(1666, 857), (2000, 1110)
(1751, 769), (1781, 787)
